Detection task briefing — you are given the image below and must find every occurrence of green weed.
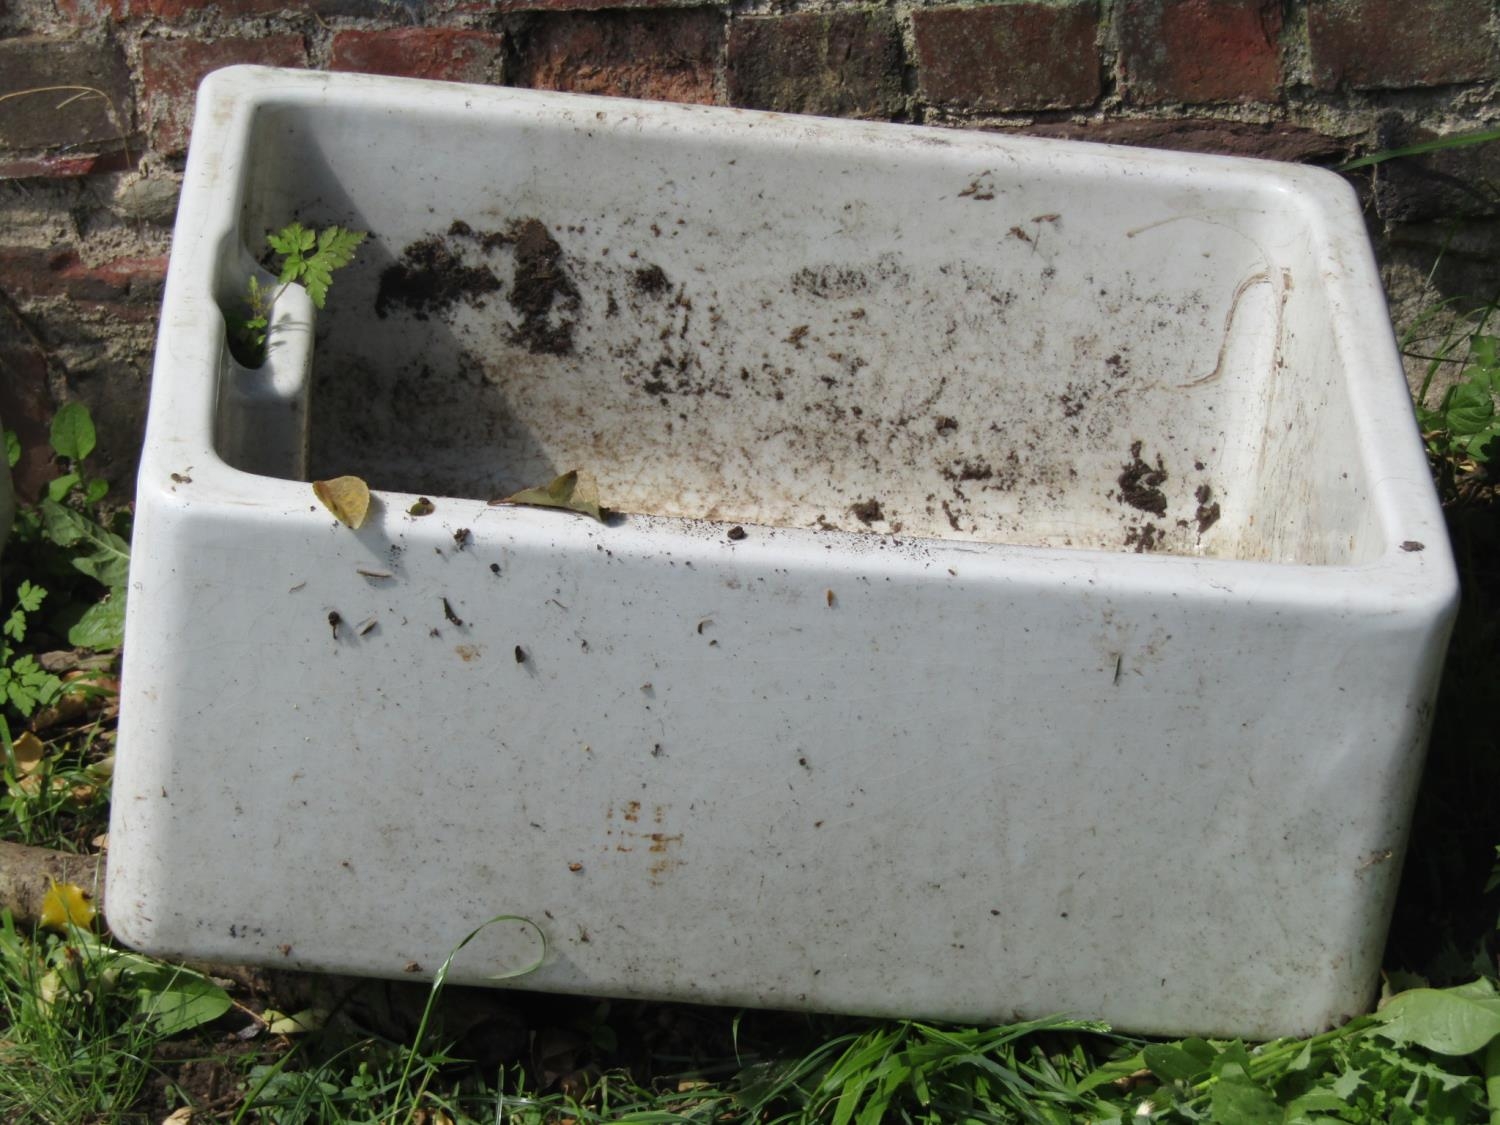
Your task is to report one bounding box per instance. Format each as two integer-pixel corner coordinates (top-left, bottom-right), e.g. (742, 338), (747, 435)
(1405, 304), (1500, 499)
(0, 911), (233, 1124)
(227, 222), (366, 367)
(2, 401), (125, 849)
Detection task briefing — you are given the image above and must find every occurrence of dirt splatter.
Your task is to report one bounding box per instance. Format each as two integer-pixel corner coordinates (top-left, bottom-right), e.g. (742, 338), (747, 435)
(375, 236), (501, 320)
(1194, 484), (1221, 534)
(1124, 522), (1161, 553)
(632, 264), (670, 296)
(508, 218), (580, 356)
(376, 219), (580, 355)
(850, 498), (885, 525)
(1117, 441), (1168, 517)
(944, 460), (994, 483)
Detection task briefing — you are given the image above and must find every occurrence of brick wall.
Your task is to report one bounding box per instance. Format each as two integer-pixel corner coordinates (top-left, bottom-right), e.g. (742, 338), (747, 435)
(1, 0), (1498, 491)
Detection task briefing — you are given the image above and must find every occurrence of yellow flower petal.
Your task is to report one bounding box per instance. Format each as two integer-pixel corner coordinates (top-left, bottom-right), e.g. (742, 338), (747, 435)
(40, 881), (96, 932)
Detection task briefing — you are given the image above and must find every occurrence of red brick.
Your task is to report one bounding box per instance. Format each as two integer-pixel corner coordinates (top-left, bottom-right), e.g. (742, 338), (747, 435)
(0, 150), (136, 181)
(514, 10), (723, 104)
(0, 38), (132, 151)
(1020, 118), (1347, 164)
(484, 0), (705, 10)
(1308, 0), (1497, 89)
(141, 36), (308, 155)
(727, 10), (904, 119)
(57, 0), (384, 19)
(912, 3), (1101, 112)
(330, 28), (505, 84)
(1118, 0), (1282, 104)
(0, 246), (168, 308)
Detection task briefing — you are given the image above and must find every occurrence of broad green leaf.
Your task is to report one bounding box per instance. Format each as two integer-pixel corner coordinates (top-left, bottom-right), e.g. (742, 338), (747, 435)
(39, 500), (131, 589)
(83, 477), (108, 505)
(1329, 1065), (1367, 1100)
(1463, 422), (1500, 462)
(46, 472), (79, 503)
(1285, 1088), (1353, 1114)
(39, 498), (85, 546)
(1209, 1075), (1281, 1124)
(494, 469), (606, 522)
(1145, 1043), (1209, 1083)
(1375, 979), (1500, 1056)
(1210, 1041), (1254, 1078)
(1444, 380), (1495, 436)
(4, 429), (18, 469)
(1179, 1037), (1219, 1065)
(49, 402), (96, 462)
(1283, 1040), (1315, 1073)
(1469, 334), (1498, 371)
(127, 961), (233, 1036)
(66, 594), (126, 650)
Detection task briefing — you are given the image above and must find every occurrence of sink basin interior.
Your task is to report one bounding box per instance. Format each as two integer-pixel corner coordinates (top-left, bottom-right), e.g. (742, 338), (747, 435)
(220, 95), (1379, 566)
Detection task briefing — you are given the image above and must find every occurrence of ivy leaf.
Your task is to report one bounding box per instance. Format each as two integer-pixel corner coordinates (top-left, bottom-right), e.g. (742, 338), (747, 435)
(49, 402), (96, 462)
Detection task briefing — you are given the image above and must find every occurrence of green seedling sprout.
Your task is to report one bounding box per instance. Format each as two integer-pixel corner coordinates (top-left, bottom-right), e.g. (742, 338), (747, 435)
(229, 222), (367, 367)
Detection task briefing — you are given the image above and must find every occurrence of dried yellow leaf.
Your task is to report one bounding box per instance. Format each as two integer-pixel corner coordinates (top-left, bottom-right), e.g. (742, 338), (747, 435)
(263, 1007), (327, 1034)
(312, 475), (371, 529)
(40, 881), (96, 931)
(11, 730), (45, 775)
(492, 470), (605, 522)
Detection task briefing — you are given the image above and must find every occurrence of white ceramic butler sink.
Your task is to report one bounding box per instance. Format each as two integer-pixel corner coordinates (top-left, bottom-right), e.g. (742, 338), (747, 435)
(109, 65), (1457, 1039)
